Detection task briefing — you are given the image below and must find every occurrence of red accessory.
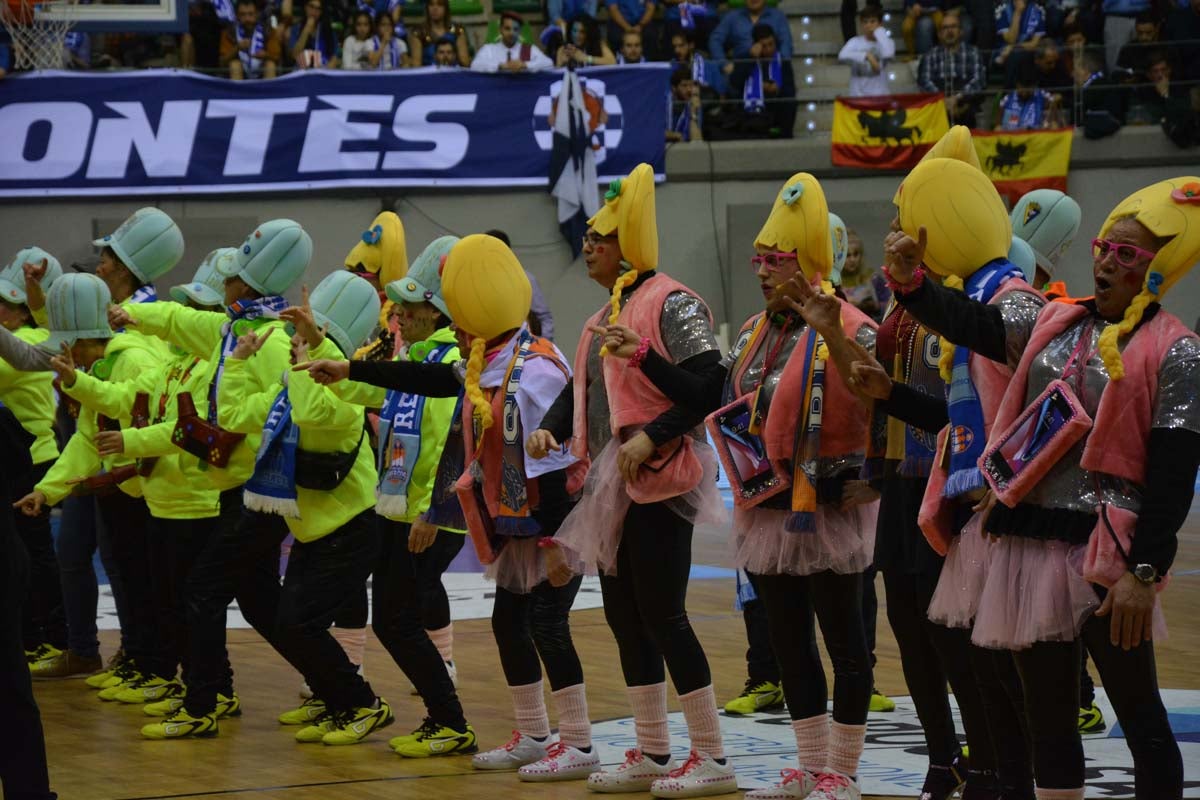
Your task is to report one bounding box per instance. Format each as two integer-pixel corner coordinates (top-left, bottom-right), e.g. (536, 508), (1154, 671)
(628, 337), (652, 369)
(883, 264), (925, 294)
(536, 536), (557, 548)
(1091, 237), (1158, 269)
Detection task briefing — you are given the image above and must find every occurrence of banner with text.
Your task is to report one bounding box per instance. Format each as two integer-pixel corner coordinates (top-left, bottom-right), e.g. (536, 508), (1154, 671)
(0, 65), (670, 198)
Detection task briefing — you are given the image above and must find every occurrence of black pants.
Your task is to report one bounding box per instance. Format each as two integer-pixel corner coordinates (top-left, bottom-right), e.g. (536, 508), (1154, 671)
(755, 570), (871, 724)
(493, 575), (585, 690)
(15, 462), (66, 652)
(742, 571), (779, 685)
(184, 493), (306, 716)
(373, 519), (467, 728)
(96, 491), (155, 672)
(970, 644), (1034, 799)
(1014, 613), (1183, 796)
(1079, 647), (1096, 708)
(862, 565), (879, 670)
(277, 510), (379, 715)
(840, 0), (857, 41)
(0, 519), (56, 800)
(599, 501), (711, 693)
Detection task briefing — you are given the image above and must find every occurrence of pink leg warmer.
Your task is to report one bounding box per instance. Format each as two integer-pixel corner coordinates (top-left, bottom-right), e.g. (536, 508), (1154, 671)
(679, 684), (725, 760)
(827, 721), (867, 778)
(509, 681), (551, 740)
(1035, 788), (1085, 800)
(427, 623), (454, 664)
(330, 626), (366, 668)
(627, 682), (671, 756)
(792, 714), (829, 774)
(551, 683), (593, 749)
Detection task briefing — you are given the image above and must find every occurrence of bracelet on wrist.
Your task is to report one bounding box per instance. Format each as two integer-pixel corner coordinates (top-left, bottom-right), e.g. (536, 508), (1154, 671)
(628, 337), (652, 369)
(882, 264), (925, 294)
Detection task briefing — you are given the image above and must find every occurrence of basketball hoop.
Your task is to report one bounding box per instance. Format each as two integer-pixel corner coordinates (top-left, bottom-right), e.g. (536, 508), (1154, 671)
(0, 0), (79, 70)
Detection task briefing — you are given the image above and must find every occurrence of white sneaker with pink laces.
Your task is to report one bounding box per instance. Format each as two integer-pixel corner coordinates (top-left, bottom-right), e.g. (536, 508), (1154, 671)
(804, 772), (861, 800)
(746, 769), (820, 799)
(650, 749), (738, 798)
(588, 748), (675, 793)
(471, 730), (549, 770)
(518, 741), (601, 782)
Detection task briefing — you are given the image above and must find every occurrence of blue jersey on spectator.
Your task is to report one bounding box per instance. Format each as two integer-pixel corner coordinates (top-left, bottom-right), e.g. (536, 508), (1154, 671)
(674, 52), (728, 94)
(1101, 0), (1150, 13)
(707, 6), (792, 68)
(664, 0), (718, 27)
(998, 89), (1053, 129)
(995, 1), (1045, 41)
(64, 30), (91, 67)
(606, 0), (655, 26)
(548, 0), (598, 22)
(358, 0), (402, 18)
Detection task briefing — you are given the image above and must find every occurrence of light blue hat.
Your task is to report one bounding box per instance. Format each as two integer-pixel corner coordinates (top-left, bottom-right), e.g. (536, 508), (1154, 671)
(307, 271), (382, 357)
(170, 248), (236, 308)
(228, 220), (313, 297)
(1008, 237), (1037, 284)
(93, 208), (185, 284)
(828, 213), (849, 285)
(0, 247), (63, 306)
(385, 235), (459, 318)
(41, 273), (113, 352)
(1010, 189), (1082, 275)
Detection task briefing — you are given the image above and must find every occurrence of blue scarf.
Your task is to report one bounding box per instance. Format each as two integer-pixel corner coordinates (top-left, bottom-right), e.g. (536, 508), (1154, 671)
(237, 22), (266, 76)
(785, 329), (826, 534)
(672, 101), (696, 140)
(679, 1), (710, 30)
(209, 295), (289, 425)
(113, 285), (158, 333)
(744, 53), (782, 112)
(734, 568), (757, 611)
(371, 35), (403, 69)
(375, 340), (456, 518)
(243, 383), (301, 518)
(1000, 91), (1046, 130)
(944, 259), (1026, 497)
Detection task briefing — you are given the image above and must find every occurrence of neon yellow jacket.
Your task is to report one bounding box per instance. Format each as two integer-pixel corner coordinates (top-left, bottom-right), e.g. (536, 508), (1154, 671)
(219, 338), (375, 542)
(126, 302), (293, 492)
(63, 349), (221, 520)
(35, 334), (160, 505)
(0, 326), (58, 466)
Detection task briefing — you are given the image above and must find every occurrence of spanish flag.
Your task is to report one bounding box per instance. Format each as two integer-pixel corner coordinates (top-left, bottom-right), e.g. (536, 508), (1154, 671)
(832, 94), (951, 170)
(972, 128), (1074, 205)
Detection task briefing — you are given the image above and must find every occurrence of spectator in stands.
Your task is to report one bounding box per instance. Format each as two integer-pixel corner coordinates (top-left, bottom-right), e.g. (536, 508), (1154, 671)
(606, 0), (659, 61)
(1102, 0), (1152, 74)
(671, 28), (726, 94)
(471, 11), (553, 71)
(725, 24), (797, 138)
(343, 11), (376, 68)
(1075, 46), (1125, 137)
(549, 0), (599, 32)
(221, 0), (281, 79)
(374, 12), (409, 68)
(661, 0), (719, 45)
(483, 230), (555, 341)
(839, 5), (896, 96)
(997, 59), (1062, 128)
(994, 0), (1045, 84)
(64, 30), (91, 69)
(708, 0), (792, 79)
(358, 0), (402, 27)
(667, 67), (704, 142)
(838, 229), (889, 321)
(1134, 49), (1199, 146)
(618, 30), (646, 62)
(902, 0), (944, 57)
(408, 0), (470, 67)
(1115, 12), (1161, 81)
(917, 13), (985, 125)
(1164, 0), (1200, 88)
(1033, 40), (1071, 90)
(181, 0), (225, 72)
(433, 35), (460, 67)
(290, 0), (339, 68)
(554, 15), (616, 66)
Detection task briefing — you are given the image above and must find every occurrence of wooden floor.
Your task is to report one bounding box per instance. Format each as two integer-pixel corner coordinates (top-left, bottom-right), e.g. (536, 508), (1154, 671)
(37, 510), (1200, 800)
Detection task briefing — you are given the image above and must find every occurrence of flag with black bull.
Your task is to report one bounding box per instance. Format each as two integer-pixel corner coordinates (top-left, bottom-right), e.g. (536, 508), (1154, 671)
(549, 65), (601, 258)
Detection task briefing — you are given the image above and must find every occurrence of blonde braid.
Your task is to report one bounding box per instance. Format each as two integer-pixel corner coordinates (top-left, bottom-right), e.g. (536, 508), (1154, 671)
(464, 337), (492, 432)
(1097, 289), (1154, 381)
(937, 275), (965, 382)
(599, 270), (639, 356)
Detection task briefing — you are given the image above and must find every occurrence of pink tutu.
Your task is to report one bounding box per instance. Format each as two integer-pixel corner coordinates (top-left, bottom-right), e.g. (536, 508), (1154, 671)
(483, 537), (586, 595)
(927, 514), (992, 629)
(555, 437), (727, 576)
(731, 500), (877, 577)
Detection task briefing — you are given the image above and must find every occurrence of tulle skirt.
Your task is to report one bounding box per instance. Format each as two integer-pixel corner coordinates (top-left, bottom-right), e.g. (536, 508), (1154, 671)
(927, 513), (992, 629)
(554, 437), (728, 576)
(483, 537), (586, 595)
(731, 501), (877, 577)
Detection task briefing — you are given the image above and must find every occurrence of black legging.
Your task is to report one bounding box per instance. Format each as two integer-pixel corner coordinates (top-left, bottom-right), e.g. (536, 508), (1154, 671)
(1014, 612), (1183, 796)
(970, 644), (1034, 799)
(755, 570), (871, 724)
(492, 575), (585, 690)
(742, 571), (779, 685)
(96, 491), (156, 674)
(14, 462), (66, 652)
(599, 500), (711, 693)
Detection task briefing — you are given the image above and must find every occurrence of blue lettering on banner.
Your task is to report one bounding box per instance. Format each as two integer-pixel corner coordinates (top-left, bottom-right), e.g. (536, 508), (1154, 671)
(0, 66), (669, 198)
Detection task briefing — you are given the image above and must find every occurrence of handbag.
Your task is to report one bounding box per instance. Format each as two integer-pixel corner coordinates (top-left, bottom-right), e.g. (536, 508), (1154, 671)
(455, 469), (499, 565)
(294, 429), (365, 491)
(705, 396), (790, 509)
(130, 392), (158, 478)
(70, 463), (139, 497)
(171, 391), (246, 469)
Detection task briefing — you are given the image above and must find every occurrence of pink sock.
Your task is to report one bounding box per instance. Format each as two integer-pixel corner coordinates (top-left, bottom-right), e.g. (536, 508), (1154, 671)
(679, 684), (725, 760)
(792, 714), (829, 774)
(627, 682), (670, 756)
(427, 623), (454, 664)
(330, 626), (366, 668)
(551, 683), (592, 749)
(1035, 788), (1085, 800)
(509, 681), (551, 740)
(827, 721), (867, 778)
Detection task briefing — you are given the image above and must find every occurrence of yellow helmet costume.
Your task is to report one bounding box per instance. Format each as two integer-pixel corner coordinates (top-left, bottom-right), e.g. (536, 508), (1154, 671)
(441, 234), (533, 431)
(1096, 177), (1200, 380)
(891, 125), (981, 207)
(755, 172), (833, 288)
(346, 211), (408, 357)
(588, 163), (658, 334)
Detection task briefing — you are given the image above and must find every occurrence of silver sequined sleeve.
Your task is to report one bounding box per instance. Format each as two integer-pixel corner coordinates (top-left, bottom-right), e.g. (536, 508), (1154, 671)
(996, 290), (1046, 370)
(659, 291), (720, 364)
(1152, 336), (1200, 433)
(854, 324), (877, 351)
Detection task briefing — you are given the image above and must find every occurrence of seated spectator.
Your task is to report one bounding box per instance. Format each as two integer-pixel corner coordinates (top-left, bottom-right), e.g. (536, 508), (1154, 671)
(64, 30), (91, 69)
(605, 0), (659, 61)
(1131, 49), (1199, 146)
(1115, 12), (1161, 80)
(994, 0), (1044, 83)
(671, 28), (726, 94)
(1164, 0), (1200, 88)
(839, 5), (896, 96)
(667, 67), (703, 142)
(408, 0), (470, 67)
(1102, 0), (1152, 75)
(721, 24), (796, 138)
(372, 12), (409, 68)
(902, 0), (944, 57)
(220, 0), (281, 79)
(838, 229), (889, 321)
(357, 0), (402, 27)
(917, 13), (985, 125)
(1032, 39), (1071, 91)
(618, 29), (646, 63)
(290, 0), (339, 68)
(181, 0), (226, 72)
(661, 0), (718, 45)
(432, 35), (460, 67)
(997, 60), (1061, 129)
(553, 14), (616, 66)
(708, 0), (792, 78)
(470, 12), (553, 72)
(342, 10), (376, 68)
(1075, 46), (1125, 137)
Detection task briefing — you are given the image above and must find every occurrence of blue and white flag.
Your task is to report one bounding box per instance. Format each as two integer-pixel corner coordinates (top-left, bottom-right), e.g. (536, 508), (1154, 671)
(549, 65), (600, 258)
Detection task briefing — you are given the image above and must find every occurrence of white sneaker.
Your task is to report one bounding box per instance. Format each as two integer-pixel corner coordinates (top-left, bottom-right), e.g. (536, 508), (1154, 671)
(410, 661), (459, 696)
(471, 730), (550, 771)
(650, 750), (738, 798)
(746, 769), (819, 799)
(804, 772), (861, 800)
(588, 748), (675, 793)
(518, 741), (602, 782)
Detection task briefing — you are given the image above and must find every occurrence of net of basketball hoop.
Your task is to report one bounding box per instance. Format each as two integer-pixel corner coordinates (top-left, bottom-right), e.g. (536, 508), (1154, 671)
(0, 0), (78, 70)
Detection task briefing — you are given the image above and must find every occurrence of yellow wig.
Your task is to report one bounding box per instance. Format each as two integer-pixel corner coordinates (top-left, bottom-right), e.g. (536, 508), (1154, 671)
(588, 163), (658, 338)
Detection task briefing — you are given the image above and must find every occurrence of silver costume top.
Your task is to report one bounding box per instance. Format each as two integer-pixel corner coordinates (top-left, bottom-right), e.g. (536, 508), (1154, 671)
(584, 288), (720, 457)
(994, 289), (1045, 370)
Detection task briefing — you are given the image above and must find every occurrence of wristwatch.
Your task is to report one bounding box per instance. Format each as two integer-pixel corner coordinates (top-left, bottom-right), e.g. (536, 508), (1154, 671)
(1132, 563), (1159, 585)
